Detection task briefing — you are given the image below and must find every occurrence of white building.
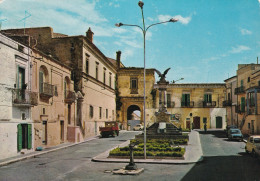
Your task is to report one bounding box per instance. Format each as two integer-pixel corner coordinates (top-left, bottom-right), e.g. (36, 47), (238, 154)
(0, 33), (37, 159)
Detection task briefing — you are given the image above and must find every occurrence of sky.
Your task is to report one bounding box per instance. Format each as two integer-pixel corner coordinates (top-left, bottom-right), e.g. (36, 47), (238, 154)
(0, 0), (260, 83)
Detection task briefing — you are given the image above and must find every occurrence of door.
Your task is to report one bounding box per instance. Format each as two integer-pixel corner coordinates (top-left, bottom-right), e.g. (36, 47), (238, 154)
(60, 120), (64, 142)
(193, 117), (200, 129)
(216, 116), (223, 128)
(186, 121), (190, 129)
(42, 121), (47, 144)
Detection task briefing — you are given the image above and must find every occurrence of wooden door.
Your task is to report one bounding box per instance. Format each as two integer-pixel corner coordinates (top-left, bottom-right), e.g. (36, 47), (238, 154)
(193, 117), (200, 129)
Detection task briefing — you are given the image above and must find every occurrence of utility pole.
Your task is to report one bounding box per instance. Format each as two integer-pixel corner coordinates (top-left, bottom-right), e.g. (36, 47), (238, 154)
(19, 10), (31, 34)
(0, 18), (7, 31)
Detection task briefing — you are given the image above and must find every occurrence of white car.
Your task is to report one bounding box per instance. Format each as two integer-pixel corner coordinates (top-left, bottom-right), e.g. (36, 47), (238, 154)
(133, 124), (144, 131)
(245, 135), (260, 157)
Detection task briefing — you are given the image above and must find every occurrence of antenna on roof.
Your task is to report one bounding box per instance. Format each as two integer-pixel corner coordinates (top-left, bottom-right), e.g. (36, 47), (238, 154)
(0, 18), (7, 31)
(19, 10), (31, 34)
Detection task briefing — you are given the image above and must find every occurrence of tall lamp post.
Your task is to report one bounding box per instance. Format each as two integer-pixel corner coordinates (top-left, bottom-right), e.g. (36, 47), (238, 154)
(115, 1), (178, 159)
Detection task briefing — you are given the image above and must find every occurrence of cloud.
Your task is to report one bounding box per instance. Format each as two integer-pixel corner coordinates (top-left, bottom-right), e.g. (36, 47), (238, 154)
(158, 14), (192, 25)
(230, 45), (250, 54)
(0, 0), (4, 3)
(240, 28), (252, 35)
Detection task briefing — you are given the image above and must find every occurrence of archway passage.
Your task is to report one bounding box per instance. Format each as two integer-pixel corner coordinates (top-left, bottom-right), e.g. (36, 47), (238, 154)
(127, 105), (141, 130)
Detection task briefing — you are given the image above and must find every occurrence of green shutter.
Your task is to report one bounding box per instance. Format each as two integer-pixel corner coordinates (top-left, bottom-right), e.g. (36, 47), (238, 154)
(64, 81), (67, 97)
(204, 94), (207, 102)
(27, 124), (32, 149)
(241, 97), (245, 112)
(209, 94), (212, 103)
(17, 124), (22, 151)
(187, 94), (190, 103)
(39, 71), (43, 93)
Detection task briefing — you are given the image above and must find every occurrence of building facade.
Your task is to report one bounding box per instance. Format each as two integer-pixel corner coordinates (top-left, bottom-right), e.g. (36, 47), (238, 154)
(0, 33), (37, 159)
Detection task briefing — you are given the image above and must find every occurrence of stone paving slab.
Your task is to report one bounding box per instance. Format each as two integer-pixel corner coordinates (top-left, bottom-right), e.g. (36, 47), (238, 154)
(92, 130), (203, 164)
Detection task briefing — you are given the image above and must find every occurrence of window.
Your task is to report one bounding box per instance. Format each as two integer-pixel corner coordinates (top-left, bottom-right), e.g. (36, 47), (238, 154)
(86, 59), (89, 75)
(90, 105), (94, 118)
(95, 62), (99, 80)
(167, 94), (172, 107)
(181, 94), (190, 106)
(130, 78), (138, 94)
(204, 94), (212, 103)
(18, 45), (24, 52)
(241, 97), (245, 112)
(109, 73), (112, 87)
(248, 77), (250, 83)
(103, 68), (106, 84)
(99, 107), (102, 119)
(241, 80), (244, 87)
(248, 123), (251, 129)
(106, 109), (108, 119)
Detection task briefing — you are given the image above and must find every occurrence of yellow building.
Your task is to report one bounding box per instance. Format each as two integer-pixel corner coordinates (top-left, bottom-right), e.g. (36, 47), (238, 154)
(155, 83), (226, 129)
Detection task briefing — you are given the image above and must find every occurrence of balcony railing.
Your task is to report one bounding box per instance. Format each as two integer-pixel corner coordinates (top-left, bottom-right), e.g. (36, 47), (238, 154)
(223, 100), (232, 107)
(167, 101), (175, 108)
(12, 89), (38, 106)
(248, 100), (255, 107)
(64, 91), (76, 103)
(181, 101), (194, 107)
(248, 107), (256, 115)
(235, 86), (245, 95)
(203, 101), (216, 107)
(40, 82), (55, 99)
(235, 105), (245, 114)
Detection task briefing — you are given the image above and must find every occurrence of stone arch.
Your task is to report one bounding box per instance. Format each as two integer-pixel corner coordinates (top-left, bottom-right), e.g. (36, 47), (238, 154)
(39, 65), (49, 82)
(127, 105), (141, 120)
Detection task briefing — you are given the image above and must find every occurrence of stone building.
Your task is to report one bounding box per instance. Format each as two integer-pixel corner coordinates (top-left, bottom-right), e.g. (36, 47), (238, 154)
(2, 27), (117, 138)
(223, 76), (238, 127)
(31, 48), (77, 149)
(0, 33), (37, 159)
(155, 83), (227, 129)
(234, 63), (260, 135)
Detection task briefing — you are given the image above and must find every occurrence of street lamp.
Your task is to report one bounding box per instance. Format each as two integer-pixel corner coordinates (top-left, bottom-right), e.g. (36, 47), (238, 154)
(115, 1), (178, 159)
(172, 78), (184, 83)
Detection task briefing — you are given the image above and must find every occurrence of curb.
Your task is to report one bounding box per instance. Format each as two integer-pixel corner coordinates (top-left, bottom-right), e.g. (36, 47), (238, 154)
(0, 136), (99, 167)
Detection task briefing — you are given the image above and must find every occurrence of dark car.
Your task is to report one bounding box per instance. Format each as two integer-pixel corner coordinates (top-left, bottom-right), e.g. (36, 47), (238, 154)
(226, 125), (237, 137)
(228, 128), (243, 141)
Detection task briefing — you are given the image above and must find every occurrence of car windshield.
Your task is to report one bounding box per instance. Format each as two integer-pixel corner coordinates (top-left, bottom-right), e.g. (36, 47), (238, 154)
(254, 138), (260, 143)
(230, 130), (240, 134)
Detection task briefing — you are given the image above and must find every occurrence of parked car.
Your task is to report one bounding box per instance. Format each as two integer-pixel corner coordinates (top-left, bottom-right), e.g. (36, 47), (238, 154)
(227, 128), (243, 141)
(225, 125), (237, 137)
(245, 135), (260, 157)
(133, 124), (144, 131)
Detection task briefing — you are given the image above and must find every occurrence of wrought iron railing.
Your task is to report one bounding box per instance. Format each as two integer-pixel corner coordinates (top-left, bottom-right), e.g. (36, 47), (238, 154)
(181, 101), (194, 107)
(40, 82), (55, 98)
(223, 100), (232, 107)
(12, 89), (38, 106)
(203, 101), (216, 107)
(167, 101), (175, 108)
(64, 91), (76, 103)
(234, 86), (245, 95)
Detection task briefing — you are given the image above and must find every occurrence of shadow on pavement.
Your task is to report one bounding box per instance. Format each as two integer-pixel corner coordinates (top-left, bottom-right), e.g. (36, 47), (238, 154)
(181, 154), (260, 181)
(198, 130), (226, 138)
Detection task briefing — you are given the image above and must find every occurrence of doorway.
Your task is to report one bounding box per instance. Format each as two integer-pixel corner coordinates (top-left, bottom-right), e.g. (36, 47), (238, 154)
(216, 116), (223, 128)
(193, 117), (200, 129)
(60, 120), (64, 142)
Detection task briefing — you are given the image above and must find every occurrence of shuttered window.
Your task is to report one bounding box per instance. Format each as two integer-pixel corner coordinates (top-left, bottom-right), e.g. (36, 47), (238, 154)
(27, 124), (32, 149)
(241, 97), (245, 112)
(17, 124), (32, 151)
(39, 71), (44, 93)
(17, 124), (22, 151)
(204, 94), (212, 103)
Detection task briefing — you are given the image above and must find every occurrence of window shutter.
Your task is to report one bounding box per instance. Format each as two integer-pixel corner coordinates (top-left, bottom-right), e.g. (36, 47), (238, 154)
(187, 94), (190, 103)
(27, 124), (32, 149)
(182, 94), (185, 102)
(39, 71), (44, 93)
(209, 94), (212, 103)
(241, 97), (245, 112)
(17, 124), (22, 151)
(204, 94), (207, 102)
(64, 81), (67, 97)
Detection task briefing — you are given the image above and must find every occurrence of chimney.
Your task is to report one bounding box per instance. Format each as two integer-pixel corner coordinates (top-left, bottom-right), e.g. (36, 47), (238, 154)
(86, 27), (94, 43)
(116, 51), (121, 70)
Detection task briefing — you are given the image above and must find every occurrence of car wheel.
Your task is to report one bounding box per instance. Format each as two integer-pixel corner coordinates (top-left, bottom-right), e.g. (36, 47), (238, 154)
(252, 150), (257, 158)
(245, 147), (249, 154)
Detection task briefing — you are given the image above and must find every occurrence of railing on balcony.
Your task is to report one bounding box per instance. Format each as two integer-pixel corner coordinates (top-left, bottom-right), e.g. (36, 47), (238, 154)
(167, 101), (175, 108)
(248, 107), (255, 115)
(64, 91), (76, 103)
(234, 86), (245, 95)
(235, 105), (245, 114)
(203, 101), (216, 107)
(12, 89), (38, 106)
(40, 82), (55, 99)
(248, 100), (255, 107)
(223, 100), (232, 107)
(181, 101), (194, 107)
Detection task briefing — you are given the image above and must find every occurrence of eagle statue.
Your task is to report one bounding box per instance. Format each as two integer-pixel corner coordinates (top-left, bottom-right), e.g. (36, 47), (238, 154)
(155, 68), (171, 83)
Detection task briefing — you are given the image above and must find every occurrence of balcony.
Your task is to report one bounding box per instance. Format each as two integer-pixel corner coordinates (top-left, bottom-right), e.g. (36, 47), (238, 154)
(223, 100), (232, 107)
(234, 86), (245, 95)
(40, 82), (55, 99)
(64, 91), (76, 104)
(12, 89), (38, 106)
(248, 107), (256, 115)
(235, 105), (245, 114)
(181, 101), (194, 107)
(203, 101), (216, 107)
(167, 102), (175, 108)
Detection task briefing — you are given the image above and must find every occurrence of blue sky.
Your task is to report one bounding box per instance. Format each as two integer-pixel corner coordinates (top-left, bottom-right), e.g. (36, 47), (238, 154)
(1, 0), (260, 83)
